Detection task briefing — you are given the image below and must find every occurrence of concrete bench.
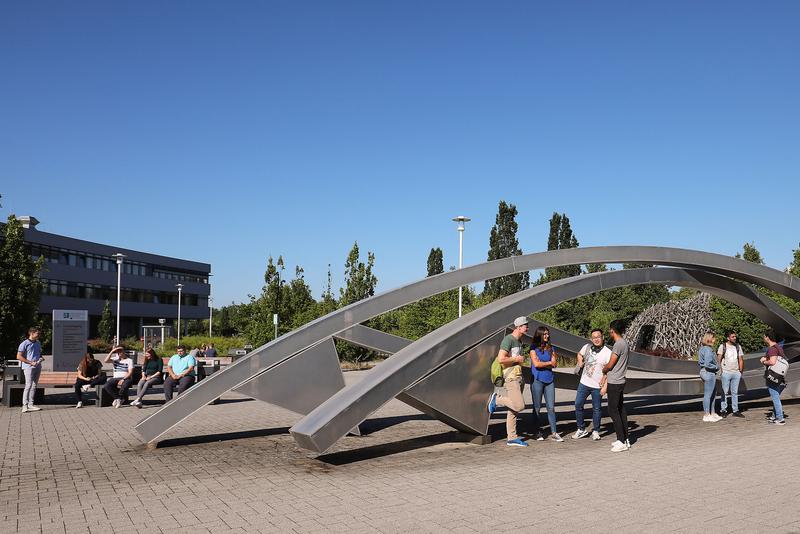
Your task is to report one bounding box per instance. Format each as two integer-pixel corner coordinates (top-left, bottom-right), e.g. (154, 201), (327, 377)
(2, 371), (78, 407)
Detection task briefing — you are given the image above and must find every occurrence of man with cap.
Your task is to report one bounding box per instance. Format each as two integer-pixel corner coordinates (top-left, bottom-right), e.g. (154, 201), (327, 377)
(487, 316), (529, 447)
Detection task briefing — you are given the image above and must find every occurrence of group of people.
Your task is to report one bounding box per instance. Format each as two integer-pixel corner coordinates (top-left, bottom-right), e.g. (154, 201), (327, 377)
(487, 317), (790, 453)
(698, 328), (788, 425)
(13, 325), (211, 411)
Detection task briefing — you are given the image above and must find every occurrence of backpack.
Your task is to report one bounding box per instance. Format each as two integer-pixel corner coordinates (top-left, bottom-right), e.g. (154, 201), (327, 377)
(765, 347), (789, 386)
(491, 358), (504, 387)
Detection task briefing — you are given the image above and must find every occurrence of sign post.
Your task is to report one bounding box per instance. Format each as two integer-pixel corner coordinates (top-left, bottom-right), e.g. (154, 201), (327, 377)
(52, 310), (88, 372)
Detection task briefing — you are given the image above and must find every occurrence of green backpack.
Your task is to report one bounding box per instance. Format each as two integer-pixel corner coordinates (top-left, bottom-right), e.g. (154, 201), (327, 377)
(491, 358), (504, 387)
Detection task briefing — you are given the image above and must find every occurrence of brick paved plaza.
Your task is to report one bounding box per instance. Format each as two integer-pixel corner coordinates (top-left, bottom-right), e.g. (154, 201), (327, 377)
(2, 371), (799, 534)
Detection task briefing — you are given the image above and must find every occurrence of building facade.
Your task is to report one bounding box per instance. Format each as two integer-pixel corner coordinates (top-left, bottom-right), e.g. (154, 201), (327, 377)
(9, 217), (211, 340)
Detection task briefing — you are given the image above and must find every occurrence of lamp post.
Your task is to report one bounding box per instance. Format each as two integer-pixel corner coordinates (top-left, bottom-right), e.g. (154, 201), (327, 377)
(452, 216), (470, 317)
(158, 318), (166, 346)
(112, 253), (126, 345)
(176, 283), (183, 345)
(208, 296), (213, 337)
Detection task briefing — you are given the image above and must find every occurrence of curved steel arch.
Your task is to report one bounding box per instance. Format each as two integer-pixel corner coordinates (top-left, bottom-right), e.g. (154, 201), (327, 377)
(289, 267), (800, 452)
(135, 246), (800, 444)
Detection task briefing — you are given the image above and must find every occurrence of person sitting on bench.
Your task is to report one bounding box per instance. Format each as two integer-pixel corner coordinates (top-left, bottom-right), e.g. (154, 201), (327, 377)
(131, 348), (163, 408)
(164, 345), (196, 402)
(103, 346), (134, 408)
(74, 347), (107, 408)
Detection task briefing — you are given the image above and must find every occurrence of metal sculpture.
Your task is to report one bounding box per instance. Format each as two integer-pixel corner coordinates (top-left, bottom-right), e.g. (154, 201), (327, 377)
(135, 247), (800, 453)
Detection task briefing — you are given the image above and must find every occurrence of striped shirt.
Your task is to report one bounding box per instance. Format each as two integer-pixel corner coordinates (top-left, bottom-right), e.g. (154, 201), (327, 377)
(111, 356), (133, 378)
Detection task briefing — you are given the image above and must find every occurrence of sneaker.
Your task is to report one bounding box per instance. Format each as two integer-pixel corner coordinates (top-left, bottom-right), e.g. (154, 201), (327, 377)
(130, 399), (141, 407)
(610, 440), (629, 453)
(550, 433), (564, 442)
(75, 401), (83, 409)
(506, 438), (529, 447)
(487, 392), (497, 414)
(625, 439), (631, 448)
(710, 413), (723, 422)
(572, 429), (590, 440)
(81, 385), (91, 392)
(27, 405), (41, 412)
(771, 419), (786, 426)
(591, 431), (601, 441)
(535, 432), (545, 441)
(732, 412), (745, 418)
(112, 399), (120, 408)
(21, 405), (29, 413)
(720, 411), (729, 419)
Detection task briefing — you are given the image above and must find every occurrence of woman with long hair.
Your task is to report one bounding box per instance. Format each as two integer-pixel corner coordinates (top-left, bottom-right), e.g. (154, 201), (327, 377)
(73, 347), (107, 408)
(698, 332), (721, 422)
(530, 325), (562, 441)
(131, 348), (163, 408)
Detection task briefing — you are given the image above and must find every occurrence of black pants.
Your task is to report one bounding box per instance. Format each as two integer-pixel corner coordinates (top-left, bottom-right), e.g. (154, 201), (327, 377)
(74, 375), (107, 403)
(606, 382), (628, 442)
(103, 377), (133, 401)
(164, 375), (194, 401)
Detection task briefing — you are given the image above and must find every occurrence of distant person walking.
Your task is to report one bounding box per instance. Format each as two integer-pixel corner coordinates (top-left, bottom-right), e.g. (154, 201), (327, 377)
(16, 327), (43, 413)
(698, 332), (721, 422)
(531, 326), (562, 442)
(762, 328), (788, 425)
(717, 330), (745, 418)
(131, 348), (163, 408)
(487, 317), (529, 447)
(103, 346), (134, 408)
(573, 329), (611, 440)
(164, 345), (196, 401)
(603, 320), (631, 452)
(74, 348), (106, 408)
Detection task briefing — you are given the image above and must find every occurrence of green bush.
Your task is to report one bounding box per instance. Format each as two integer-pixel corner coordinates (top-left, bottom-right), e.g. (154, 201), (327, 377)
(157, 336), (247, 357)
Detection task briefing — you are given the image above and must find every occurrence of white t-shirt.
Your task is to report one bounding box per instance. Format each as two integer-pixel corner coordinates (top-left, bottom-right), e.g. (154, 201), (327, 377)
(717, 343), (743, 372)
(111, 355), (134, 379)
(579, 343), (612, 389)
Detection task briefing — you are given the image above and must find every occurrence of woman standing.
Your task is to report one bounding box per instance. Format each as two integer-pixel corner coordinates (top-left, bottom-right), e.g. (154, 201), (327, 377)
(131, 348), (163, 408)
(530, 326), (562, 441)
(761, 328), (788, 425)
(698, 333), (721, 422)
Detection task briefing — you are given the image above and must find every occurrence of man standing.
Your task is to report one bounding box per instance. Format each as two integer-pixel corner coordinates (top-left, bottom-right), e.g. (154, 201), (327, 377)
(487, 316), (529, 447)
(602, 320), (630, 452)
(717, 330), (744, 417)
(103, 346), (134, 408)
(164, 345), (196, 401)
(572, 329), (611, 441)
(16, 327), (43, 413)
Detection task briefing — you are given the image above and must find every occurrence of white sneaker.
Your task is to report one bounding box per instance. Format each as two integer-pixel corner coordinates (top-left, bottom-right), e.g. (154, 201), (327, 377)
(27, 405), (41, 412)
(572, 429), (590, 440)
(81, 385), (91, 392)
(710, 413), (723, 422)
(21, 405), (29, 413)
(625, 439), (631, 449)
(610, 440), (629, 452)
(76, 401), (83, 409)
(550, 433), (564, 442)
(703, 414), (713, 422)
(591, 431), (601, 441)
(130, 399), (141, 406)
(112, 399), (121, 408)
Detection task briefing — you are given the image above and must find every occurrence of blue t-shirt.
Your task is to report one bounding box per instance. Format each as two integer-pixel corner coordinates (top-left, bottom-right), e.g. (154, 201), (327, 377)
(18, 339), (42, 370)
(168, 354), (196, 376)
(532, 347), (554, 384)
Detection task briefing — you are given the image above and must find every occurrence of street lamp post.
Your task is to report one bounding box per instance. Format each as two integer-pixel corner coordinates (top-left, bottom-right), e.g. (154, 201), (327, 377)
(209, 296), (213, 337)
(158, 318), (166, 346)
(176, 283), (184, 345)
(452, 216), (470, 317)
(112, 253), (126, 345)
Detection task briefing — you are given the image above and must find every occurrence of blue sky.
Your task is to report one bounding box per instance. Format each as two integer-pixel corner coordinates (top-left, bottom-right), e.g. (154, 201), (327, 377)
(2, 1), (798, 305)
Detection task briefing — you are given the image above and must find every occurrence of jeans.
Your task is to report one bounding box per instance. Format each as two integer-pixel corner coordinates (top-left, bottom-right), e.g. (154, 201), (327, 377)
(574, 382), (602, 432)
(720, 370), (741, 413)
(103, 377), (133, 401)
(22, 366), (41, 407)
(767, 381), (785, 421)
(136, 375), (163, 400)
(74, 375), (107, 403)
(606, 382), (628, 442)
(699, 369), (717, 414)
(532, 379), (557, 434)
(164, 375), (195, 401)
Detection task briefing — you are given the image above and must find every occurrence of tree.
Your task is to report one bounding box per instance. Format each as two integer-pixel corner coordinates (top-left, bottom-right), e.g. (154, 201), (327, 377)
(0, 215), (43, 358)
(539, 212), (581, 283)
(338, 242), (378, 362)
(788, 243), (800, 278)
(316, 264), (338, 317)
(427, 247), (444, 277)
(287, 266), (317, 329)
(483, 201), (529, 300)
(98, 300), (114, 342)
(736, 242), (764, 264)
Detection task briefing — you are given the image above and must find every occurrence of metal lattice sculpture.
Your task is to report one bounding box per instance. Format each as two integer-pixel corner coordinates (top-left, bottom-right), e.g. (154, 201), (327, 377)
(625, 292), (712, 359)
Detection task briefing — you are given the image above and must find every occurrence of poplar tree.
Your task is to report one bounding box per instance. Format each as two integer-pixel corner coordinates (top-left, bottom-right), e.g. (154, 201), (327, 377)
(98, 300), (114, 342)
(427, 248), (444, 277)
(483, 201), (529, 300)
(338, 242), (378, 362)
(541, 212), (581, 283)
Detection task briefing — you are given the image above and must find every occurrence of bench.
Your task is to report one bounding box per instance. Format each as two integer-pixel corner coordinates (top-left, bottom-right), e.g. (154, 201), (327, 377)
(2, 371), (78, 407)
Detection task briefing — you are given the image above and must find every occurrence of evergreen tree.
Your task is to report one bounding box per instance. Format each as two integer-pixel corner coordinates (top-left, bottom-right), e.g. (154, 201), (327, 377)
(0, 215), (43, 358)
(98, 300), (114, 342)
(338, 242), (378, 362)
(540, 212), (582, 283)
(427, 248), (444, 277)
(790, 243), (800, 278)
(483, 201), (529, 300)
(736, 242), (764, 264)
